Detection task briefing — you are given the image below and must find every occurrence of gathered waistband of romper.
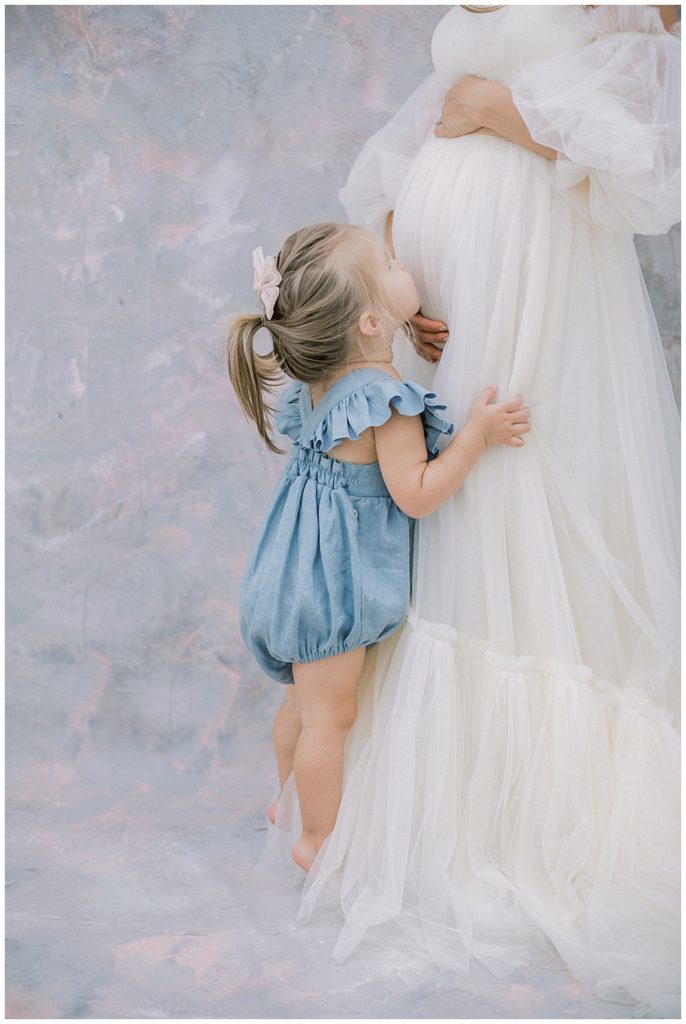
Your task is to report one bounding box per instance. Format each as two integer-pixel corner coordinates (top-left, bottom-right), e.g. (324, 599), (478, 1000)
(285, 445), (392, 498)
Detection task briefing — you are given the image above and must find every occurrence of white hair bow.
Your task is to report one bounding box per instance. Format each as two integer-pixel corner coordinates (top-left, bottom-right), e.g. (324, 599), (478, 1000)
(252, 247), (282, 320)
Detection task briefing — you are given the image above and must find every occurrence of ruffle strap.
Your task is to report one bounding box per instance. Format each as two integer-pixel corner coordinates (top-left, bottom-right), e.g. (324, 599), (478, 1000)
(302, 377), (454, 456)
(274, 380), (304, 441)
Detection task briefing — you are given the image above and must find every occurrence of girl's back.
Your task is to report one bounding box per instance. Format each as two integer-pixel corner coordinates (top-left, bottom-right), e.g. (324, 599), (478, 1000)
(240, 366), (453, 685)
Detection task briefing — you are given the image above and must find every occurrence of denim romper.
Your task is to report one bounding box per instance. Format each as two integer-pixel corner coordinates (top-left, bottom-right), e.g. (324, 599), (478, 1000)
(239, 368), (454, 684)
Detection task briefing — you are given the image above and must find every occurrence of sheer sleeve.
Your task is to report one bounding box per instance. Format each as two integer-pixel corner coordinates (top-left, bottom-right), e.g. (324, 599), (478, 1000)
(339, 72), (444, 238)
(511, 6), (680, 235)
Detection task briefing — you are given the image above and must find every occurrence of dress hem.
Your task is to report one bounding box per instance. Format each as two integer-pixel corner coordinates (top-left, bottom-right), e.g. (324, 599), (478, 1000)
(253, 613), (679, 1016)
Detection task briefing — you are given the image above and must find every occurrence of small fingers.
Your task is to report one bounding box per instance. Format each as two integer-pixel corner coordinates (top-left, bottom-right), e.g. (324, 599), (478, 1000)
(502, 394), (524, 412)
(504, 407), (530, 426)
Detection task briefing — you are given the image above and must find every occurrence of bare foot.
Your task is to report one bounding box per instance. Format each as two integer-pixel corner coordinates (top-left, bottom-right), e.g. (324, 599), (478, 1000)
(291, 833), (322, 872)
(267, 797), (280, 825)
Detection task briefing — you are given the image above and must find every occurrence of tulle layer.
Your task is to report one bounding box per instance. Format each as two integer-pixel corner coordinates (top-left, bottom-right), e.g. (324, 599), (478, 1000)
(389, 133), (679, 719)
(253, 617), (679, 1016)
(511, 8), (680, 235)
(280, 9), (681, 1016)
(340, 7), (680, 239)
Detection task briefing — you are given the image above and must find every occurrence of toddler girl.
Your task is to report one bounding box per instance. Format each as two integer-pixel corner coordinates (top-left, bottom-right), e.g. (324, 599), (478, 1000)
(227, 222), (530, 872)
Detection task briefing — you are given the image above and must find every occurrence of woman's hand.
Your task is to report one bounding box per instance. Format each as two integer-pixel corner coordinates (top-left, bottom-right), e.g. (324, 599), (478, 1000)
(435, 76), (557, 159)
(410, 312), (450, 363)
(466, 386), (531, 447)
(435, 75), (489, 138)
(386, 212), (449, 363)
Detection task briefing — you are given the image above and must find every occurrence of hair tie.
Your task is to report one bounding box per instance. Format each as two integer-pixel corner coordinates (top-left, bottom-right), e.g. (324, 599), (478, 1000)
(252, 247), (282, 320)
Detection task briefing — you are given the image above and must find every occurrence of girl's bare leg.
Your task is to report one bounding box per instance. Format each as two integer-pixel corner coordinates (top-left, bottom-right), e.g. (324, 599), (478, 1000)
(291, 648), (365, 871)
(268, 685), (302, 823)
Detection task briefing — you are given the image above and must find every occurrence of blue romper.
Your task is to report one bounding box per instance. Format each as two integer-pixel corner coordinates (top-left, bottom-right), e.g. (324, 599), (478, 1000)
(239, 368), (454, 684)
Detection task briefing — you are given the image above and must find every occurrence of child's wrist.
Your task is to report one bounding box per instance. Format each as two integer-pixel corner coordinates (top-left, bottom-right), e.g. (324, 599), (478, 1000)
(459, 419), (487, 454)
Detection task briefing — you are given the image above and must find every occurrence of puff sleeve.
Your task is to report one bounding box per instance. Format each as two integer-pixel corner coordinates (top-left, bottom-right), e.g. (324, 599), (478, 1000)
(511, 6), (680, 235)
(338, 72), (445, 238)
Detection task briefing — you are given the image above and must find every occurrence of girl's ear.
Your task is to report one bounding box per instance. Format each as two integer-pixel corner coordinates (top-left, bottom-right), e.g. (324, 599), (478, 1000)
(358, 311), (381, 337)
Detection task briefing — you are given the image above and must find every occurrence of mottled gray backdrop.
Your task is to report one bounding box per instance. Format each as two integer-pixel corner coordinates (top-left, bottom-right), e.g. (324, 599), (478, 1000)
(6, 5), (680, 1019)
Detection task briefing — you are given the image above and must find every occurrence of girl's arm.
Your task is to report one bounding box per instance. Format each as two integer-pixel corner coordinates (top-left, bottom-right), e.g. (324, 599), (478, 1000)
(374, 387), (530, 519)
(435, 76), (557, 159)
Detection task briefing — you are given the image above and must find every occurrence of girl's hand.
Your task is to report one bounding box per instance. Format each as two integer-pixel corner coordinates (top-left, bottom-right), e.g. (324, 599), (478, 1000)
(410, 311), (450, 363)
(434, 76), (490, 138)
(466, 386), (531, 448)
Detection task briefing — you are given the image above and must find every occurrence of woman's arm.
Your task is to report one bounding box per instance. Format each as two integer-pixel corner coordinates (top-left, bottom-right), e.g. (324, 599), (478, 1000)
(436, 6), (679, 155)
(435, 76), (557, 159)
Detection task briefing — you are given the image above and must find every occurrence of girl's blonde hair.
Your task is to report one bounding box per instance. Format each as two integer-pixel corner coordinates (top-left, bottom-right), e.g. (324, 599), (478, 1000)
(227, 222), (399, 453)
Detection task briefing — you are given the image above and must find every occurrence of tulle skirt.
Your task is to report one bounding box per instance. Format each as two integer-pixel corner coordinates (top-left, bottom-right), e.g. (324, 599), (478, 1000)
(253, 134), (680, 1016)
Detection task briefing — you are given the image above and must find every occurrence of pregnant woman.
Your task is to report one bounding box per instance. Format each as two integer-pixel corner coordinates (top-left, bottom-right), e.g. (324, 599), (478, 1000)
(257, 6), (680, 1013)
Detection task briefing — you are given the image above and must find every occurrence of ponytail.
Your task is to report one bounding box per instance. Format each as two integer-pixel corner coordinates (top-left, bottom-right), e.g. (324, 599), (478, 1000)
(226, 314), (284, 454)
(227, 221), (401, 454)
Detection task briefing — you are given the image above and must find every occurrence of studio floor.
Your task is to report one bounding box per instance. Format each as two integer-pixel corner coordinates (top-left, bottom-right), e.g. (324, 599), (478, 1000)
(6, 692), (638, 1020)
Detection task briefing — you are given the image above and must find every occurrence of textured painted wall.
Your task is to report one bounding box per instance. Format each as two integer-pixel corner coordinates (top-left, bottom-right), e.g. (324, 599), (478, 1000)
(6, 6), (680, 1018)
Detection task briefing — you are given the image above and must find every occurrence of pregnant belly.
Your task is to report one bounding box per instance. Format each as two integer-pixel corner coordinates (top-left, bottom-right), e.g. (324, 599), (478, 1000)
(392, 131), (582, 422)
(392, 133), (555, 325)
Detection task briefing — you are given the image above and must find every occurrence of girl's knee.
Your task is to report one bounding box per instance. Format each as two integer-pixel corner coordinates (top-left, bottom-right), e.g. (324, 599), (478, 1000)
(308, 701), (358, 733)
(329, 702), (358, 733)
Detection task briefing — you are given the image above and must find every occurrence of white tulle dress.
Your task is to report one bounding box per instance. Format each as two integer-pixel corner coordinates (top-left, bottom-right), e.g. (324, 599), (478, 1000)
(253, 6), (680, 1015)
